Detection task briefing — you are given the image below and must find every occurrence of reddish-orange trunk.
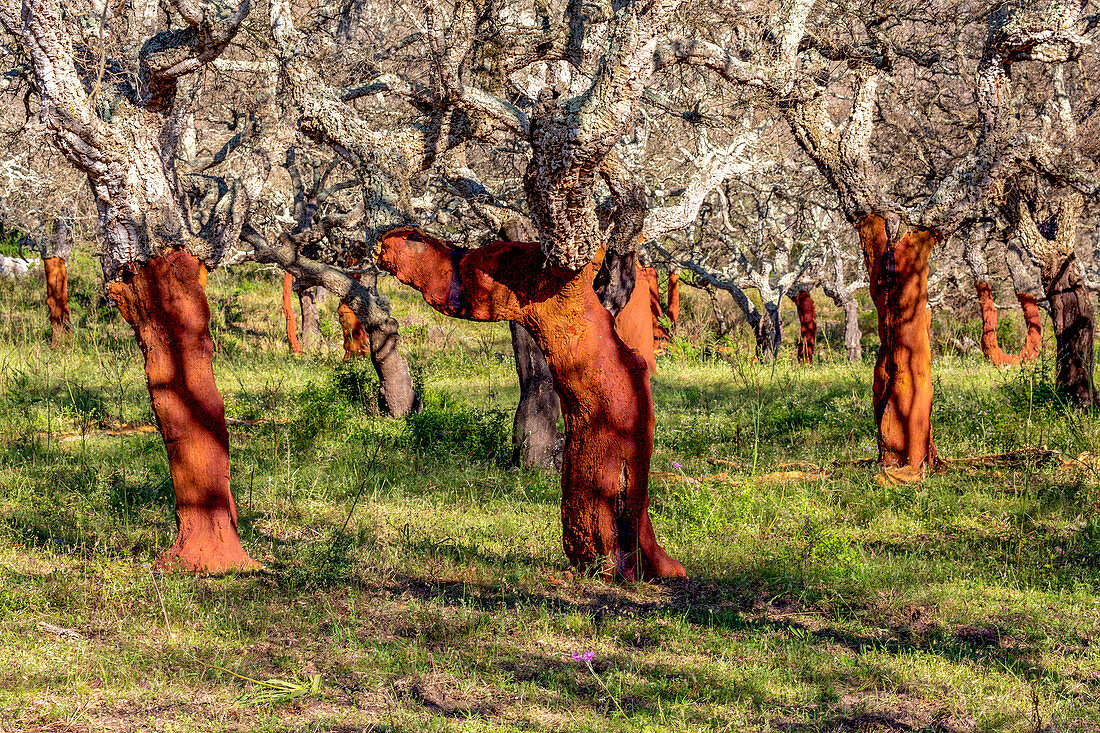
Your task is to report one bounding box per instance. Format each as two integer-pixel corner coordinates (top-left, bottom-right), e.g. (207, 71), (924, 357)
(338, 302), (371, 360)
(794, 290), (816, 365)
(614, 263), (657, 374)
(282, 272), (302, 354)
(975, 280), (1042, 367)
(378, 230), (684, 580)
(642, 267), (669, 341)
(43, 256), (70, 346)
(108, 251), (258, 573)
(859, 214), (937, 468)
(667, 271), (680, 327)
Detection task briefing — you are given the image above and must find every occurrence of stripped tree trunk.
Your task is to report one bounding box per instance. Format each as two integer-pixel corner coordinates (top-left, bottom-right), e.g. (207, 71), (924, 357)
(975, 281), (1042, 366)
(667, 270), (680, 328)
(792, 290), (817, 364)
(282, 272), (302, 354)
(338, 302), (370, 360)
(378, 230), (684, 580)
(614, 263), (657, 374)
(43, 257), (70, 346)
(109, 251), (259, 573)
(510, 322), (561, 469)
(859, 214), (937, 468)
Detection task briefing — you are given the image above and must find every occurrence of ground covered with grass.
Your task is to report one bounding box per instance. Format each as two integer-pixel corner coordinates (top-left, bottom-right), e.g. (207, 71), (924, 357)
(1, 260), (1098, 732)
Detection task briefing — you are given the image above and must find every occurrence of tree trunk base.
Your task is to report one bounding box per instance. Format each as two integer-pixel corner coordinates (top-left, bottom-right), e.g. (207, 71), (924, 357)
(109, 251), (259, 574)
(283, 272), (302, 355)
(510, 322), (561, 470)
(794, 290), (816, 364)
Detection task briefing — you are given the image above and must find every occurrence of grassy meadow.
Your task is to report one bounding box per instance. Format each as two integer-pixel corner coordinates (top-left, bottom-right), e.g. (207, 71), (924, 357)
(0, 253), (1098, 731)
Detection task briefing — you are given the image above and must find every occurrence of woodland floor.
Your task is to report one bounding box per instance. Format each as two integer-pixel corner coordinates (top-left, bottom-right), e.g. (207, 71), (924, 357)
(0, 255), (1098, 732)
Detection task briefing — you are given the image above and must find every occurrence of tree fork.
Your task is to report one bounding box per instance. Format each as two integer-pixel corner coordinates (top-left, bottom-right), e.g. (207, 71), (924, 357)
(859, 214), (937, 468)
(975, 281), (1042, 367)
(108, 251), (259, 573)
(377, 229), (684, 580)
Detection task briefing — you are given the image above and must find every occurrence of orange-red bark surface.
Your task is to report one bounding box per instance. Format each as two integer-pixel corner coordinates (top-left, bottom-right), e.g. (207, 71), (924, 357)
(975, 280), (1042, 367)
(641, 267), (669, 342)
(614, 263), (657, 374)
(338, 302), (371, 360)
(109, 251), (258, 573)
(667, 271), (680, 327)
(859, 214), (937, 468)
(378, 229), (684, 580)
(794, 290), (816, 365)
(282, 272), (302, 355)
(43, 256), (70, 347)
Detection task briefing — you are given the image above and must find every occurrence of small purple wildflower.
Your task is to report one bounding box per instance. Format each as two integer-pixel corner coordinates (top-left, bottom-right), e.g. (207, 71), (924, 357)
(672, 462), (682, 469)
(572, 651), (595, 663)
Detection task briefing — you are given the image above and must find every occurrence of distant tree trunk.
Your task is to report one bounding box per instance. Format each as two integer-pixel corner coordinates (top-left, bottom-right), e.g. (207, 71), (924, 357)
(756, 302), (782, 362)
(378, 229), (684, 580)
(40, 217), (74, 347)
(792, 290), (816, 364)
(108, 251), (259, 573)
(859, 214), (937, 468)
(641, 266), (669, 341)
(666, 270), (680, 329)
(299, 287), (320, 350)
(336, 265), (419, 417)
(510, 322), (561, 469)
(282, 272), (302, 354)
(1045, 256), (1096, 403)
(613, 263), (657, 374)
(43, 257), (70, 346)
(975, 280), (1042, 367)
(843, 300), (862, 361)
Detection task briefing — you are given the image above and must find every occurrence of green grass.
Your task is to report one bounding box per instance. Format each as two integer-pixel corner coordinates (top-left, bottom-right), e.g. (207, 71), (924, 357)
(1, 257), (1098, 732)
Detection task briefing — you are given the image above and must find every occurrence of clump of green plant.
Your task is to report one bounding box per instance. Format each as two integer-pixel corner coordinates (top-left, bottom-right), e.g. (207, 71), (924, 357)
(402, 388), (511, 465)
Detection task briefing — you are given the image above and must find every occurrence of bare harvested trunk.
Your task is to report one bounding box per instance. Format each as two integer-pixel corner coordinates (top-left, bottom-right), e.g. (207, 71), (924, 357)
(108, 251), (258, 573)
(975, 280), (1042, 367)
(1045, 257), (1096, 403)
(510, 322), (561, 469)
(793, 290), (816, 364)
(43, 256), (70, 347)
(299, 287), (320, 350)
(613, 263), (657, 374)
(667, 271), (680, 328)
(282, 272), (302, 355)
(859, 214), (937, 468)
(338, 302), (370, 360)
(378, 229), (684, 580)
(642, 267), (669, 342)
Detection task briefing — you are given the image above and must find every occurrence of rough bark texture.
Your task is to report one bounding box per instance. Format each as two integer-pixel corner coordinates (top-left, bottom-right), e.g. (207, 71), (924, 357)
(282, 272), (302, 355)
(377, 229), (683, 580)
(975, 280), (1042, 367)
(299, 287), (320, 350)
(1046, 257), (1096, 403)
(43, 256), (70, 346)
(614, 264), (658, 374)
(108, 251), (258, 573)
(858, 214), (937, 468)
(793, 290), (817, 364)
(510, 322), (562, 469)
